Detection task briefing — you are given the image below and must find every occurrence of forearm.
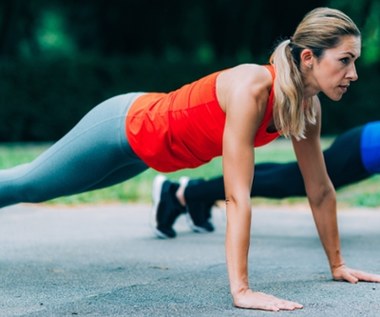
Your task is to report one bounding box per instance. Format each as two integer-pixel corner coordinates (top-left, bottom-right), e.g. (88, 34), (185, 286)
(309, 189), (345, 270)
(225, 200), (252, 296)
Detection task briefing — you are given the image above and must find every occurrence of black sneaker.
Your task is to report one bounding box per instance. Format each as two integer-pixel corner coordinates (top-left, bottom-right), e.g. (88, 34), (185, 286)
(152, 175), (185, 239)
(180, 177), (215, 233)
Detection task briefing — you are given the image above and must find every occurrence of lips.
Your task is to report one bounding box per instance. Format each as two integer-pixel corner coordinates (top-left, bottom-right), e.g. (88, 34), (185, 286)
(338, 84), (349, 93)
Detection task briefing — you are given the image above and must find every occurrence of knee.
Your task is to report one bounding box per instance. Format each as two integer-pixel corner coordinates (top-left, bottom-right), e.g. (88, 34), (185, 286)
(19, 182), (51, 203)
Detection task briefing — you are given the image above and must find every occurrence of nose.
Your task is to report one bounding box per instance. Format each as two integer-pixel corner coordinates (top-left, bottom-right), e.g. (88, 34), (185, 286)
(347, 63), (358, 82)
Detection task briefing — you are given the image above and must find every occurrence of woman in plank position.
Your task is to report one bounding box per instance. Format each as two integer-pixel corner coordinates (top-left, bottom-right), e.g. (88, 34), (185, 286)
(2, 7), (379, 311)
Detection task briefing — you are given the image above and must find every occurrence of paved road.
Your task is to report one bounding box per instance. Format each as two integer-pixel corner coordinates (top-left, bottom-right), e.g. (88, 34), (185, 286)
(0, 203), (379, 317)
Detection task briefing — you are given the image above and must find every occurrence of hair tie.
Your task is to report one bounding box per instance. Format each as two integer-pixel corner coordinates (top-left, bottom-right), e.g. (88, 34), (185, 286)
(288, 36), (295, 51)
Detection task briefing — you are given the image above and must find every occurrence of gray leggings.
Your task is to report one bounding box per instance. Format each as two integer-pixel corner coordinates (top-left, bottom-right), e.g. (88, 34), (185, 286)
(0, 93), (148, 208)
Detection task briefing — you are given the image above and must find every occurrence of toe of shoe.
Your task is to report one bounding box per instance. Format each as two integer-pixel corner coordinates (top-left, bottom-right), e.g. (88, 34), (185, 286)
(155, 226), (176, 239)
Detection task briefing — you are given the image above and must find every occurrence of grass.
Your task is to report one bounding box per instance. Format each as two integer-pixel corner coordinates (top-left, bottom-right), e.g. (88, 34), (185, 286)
(0, 139), (379, 208)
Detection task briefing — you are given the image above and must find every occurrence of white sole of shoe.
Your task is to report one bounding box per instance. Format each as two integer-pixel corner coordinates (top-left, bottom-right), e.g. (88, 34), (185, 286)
(154, 228), (171, 239)
(185, 212), (210, 233)
(150, 175), (168, 238)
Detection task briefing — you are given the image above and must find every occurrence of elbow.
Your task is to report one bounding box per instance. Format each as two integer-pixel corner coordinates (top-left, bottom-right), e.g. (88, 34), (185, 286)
(307, 184), (336, 208)
(225, 193), (252, 212)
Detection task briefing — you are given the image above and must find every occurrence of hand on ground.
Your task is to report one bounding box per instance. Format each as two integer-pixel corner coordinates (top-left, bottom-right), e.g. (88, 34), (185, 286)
(233, 289), (303, 311)
(332, 265), (380, 284)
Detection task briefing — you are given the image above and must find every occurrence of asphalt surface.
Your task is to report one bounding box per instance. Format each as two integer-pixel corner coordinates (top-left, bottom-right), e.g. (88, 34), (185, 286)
(0, 203), (379, 317)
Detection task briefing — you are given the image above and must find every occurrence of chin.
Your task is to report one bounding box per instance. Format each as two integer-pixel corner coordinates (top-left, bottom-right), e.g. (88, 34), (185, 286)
(326, 94), (343, 101)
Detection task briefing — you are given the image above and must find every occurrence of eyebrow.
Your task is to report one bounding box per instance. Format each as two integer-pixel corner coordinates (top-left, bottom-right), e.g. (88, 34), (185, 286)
(342, 52), (358, 58)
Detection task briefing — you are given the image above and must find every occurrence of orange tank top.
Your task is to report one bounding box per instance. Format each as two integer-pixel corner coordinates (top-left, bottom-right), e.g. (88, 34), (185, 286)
(126, 65), (279, 172)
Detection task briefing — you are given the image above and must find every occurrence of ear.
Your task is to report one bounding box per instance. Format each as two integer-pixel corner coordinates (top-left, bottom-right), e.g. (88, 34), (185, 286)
(300, 49), (314, 68)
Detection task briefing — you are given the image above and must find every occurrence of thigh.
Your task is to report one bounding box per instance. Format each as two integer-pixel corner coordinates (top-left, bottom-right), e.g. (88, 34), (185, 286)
(253, 162), (305, 197)
(33, 95), (142, 195)
(88, 161), (148, 191)
(2, 95), (140, 200)
(323, 126), (370, 188)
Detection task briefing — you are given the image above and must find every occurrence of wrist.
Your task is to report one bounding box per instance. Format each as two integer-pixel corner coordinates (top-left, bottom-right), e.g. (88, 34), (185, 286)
(231, 289), (250, 306)
(327, 250), (345, 270)
(330, 261), (345, 271)
(230, 282), (249, 298)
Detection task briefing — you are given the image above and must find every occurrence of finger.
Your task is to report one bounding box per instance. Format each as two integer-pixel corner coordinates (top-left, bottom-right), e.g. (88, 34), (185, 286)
(334, 271), (359, 284)
(259, 304), (280, 312)
(275, 299), (303, 310)
(236, 300), (280, 312)
(247, 292), (302, 311)
(343, 272), (359, 284)
(353, 271), (380, 283)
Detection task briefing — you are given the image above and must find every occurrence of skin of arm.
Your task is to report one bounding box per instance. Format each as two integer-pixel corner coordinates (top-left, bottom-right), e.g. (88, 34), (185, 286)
(293, 104), (380, 283)
(218, 65), (303, 310)
(291, 99), (345, 272)
(220, 65), (267, 299)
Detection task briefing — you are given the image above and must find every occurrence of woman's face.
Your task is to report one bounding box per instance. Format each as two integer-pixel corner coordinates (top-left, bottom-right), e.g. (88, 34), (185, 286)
(305, 35), (361, 101)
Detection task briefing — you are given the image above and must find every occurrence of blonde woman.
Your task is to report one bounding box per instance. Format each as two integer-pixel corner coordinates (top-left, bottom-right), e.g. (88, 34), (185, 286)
(1, 7), (378, 311)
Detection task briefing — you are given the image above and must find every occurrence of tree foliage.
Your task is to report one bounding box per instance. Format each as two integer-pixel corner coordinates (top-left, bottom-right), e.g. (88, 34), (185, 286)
(0, 0), (379, 141)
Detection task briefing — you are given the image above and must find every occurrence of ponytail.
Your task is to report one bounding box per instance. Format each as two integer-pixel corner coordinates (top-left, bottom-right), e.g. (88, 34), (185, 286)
(270, 40), (316, 139)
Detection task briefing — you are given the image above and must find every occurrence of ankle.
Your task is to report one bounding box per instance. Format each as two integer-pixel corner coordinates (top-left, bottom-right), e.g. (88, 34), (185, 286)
(176, 176), (190, 207)
(175, 186), (186, 206)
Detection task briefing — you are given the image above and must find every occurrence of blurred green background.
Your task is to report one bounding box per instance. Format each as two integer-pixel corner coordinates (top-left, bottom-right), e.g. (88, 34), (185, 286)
(0, 0), (379, 142)
(0, 0), (379, 207)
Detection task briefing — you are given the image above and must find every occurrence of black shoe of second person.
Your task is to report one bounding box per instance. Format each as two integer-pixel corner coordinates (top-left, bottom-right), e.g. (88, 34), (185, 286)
(186, 200), (215, 233)
(152, 175), (185, 239)
(180, 177), (215, 233)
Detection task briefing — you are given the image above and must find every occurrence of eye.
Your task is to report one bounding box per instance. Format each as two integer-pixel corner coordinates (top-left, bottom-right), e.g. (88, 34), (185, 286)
(340, 57), (350, 65)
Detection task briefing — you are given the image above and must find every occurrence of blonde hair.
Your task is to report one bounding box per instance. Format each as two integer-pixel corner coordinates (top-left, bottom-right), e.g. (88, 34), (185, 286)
(269, 7), (360, 139)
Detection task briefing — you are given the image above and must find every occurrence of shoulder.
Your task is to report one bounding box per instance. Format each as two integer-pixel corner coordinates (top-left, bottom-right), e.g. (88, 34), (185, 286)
(217, 64), (273, 111)
(220, 64), (272, 87)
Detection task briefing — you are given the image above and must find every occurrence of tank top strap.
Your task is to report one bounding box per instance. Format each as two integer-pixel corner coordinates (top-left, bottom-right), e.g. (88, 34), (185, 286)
(264, 64), (275, 80)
